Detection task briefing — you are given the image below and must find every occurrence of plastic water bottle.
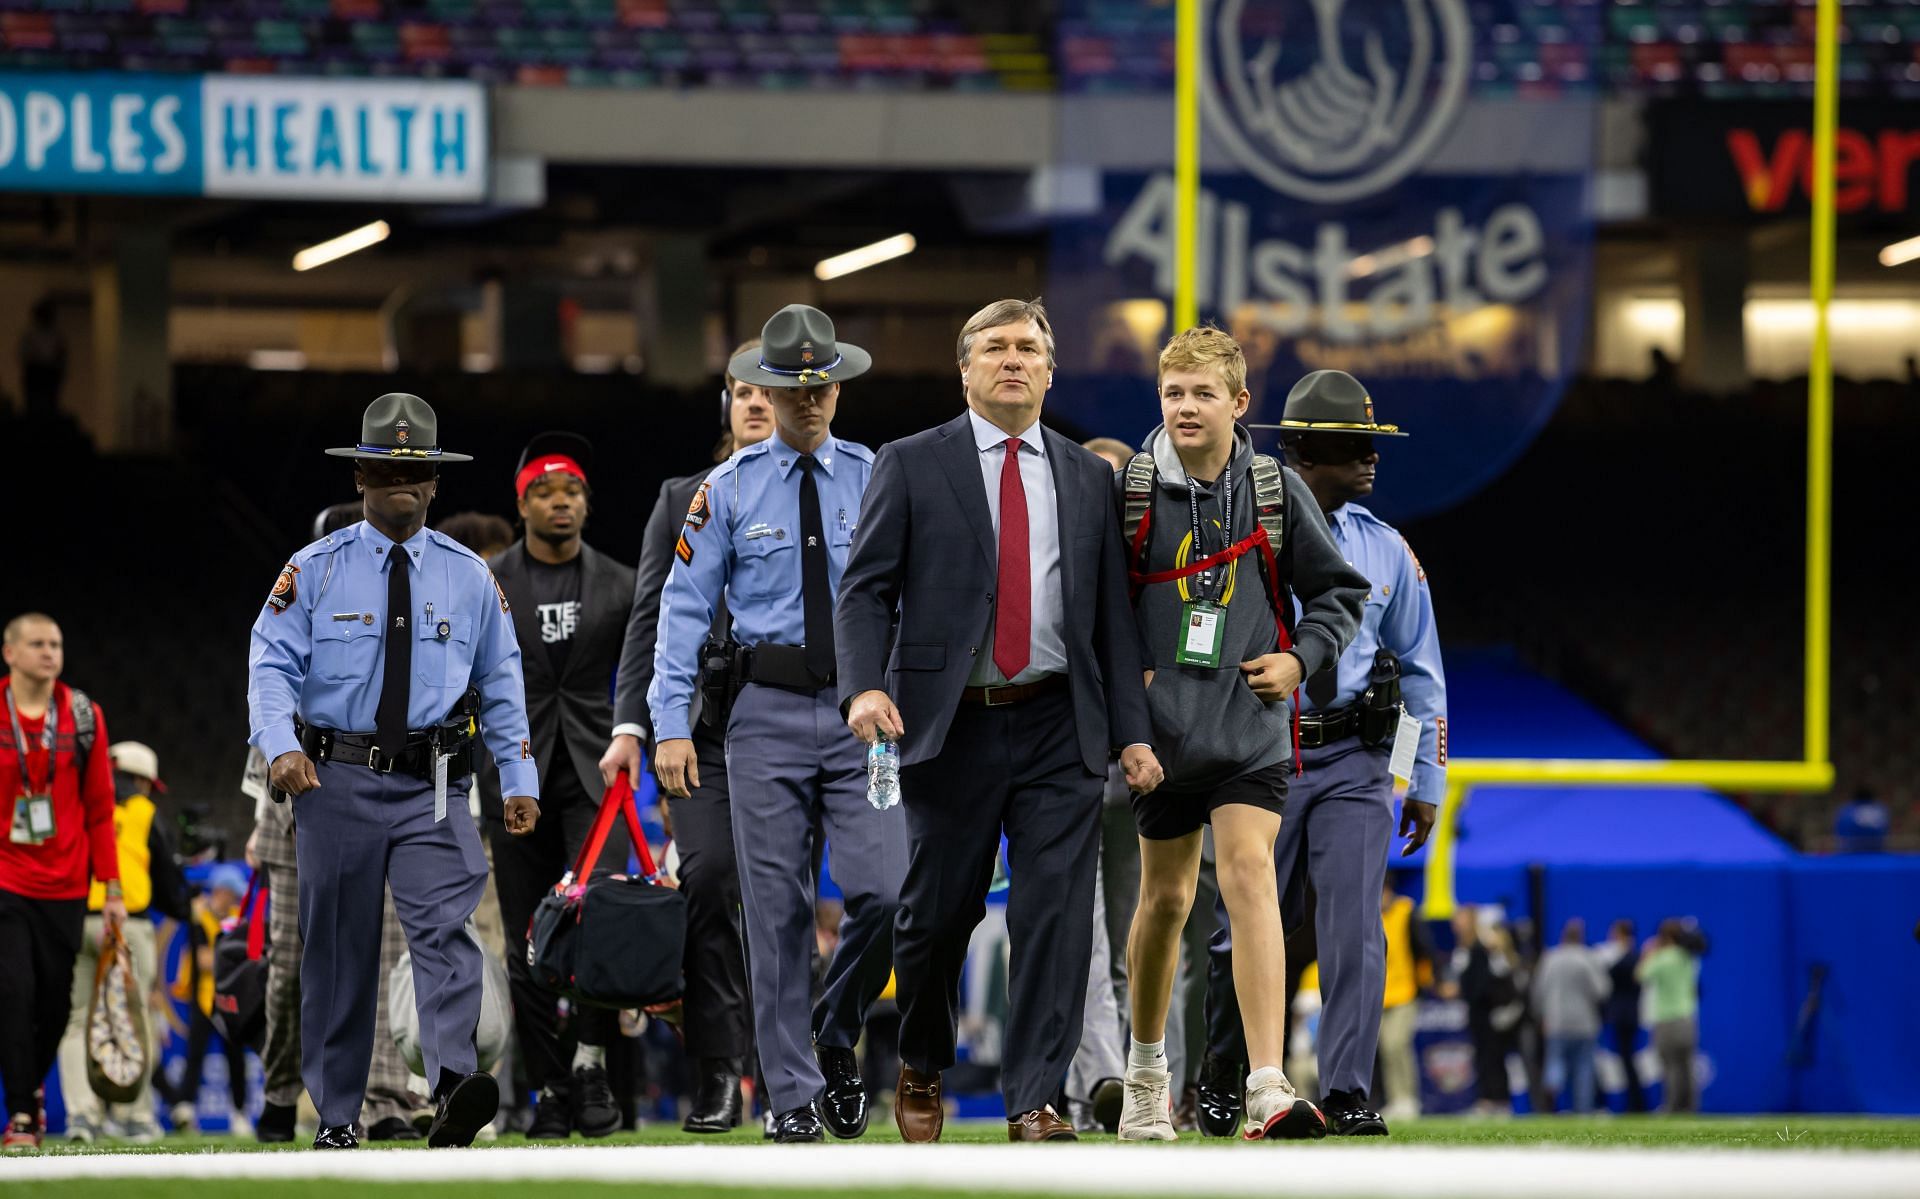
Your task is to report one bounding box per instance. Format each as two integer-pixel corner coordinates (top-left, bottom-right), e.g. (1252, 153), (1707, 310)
(866, 738), (901, 810)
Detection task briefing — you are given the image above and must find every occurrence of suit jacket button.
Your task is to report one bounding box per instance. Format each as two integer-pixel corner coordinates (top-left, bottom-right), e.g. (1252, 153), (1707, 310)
(969, 648), (977, 656)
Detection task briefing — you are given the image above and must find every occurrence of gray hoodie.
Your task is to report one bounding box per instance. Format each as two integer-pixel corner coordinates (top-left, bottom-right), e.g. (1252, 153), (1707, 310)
(1124, 423), (1368, 793)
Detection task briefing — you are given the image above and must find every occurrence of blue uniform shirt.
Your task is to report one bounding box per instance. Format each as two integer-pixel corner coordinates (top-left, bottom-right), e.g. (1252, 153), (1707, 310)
(649, 429), (874, 743)
(247, 521), (540, 799)
(1306, 502), (1448, 805)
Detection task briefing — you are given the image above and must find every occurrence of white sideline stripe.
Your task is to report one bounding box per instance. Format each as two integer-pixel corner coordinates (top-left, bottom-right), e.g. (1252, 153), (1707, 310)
(7, 1144), (1920, 1197)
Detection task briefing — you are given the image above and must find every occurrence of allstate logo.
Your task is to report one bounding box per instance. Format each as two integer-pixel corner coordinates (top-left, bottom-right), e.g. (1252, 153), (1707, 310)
(1201, 0), (1473, 203)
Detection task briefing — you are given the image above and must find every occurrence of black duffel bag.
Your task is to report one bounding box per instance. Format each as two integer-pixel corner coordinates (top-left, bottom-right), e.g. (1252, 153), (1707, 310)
(212, 877), (269, 1052)
(529, 771), (686, 1010)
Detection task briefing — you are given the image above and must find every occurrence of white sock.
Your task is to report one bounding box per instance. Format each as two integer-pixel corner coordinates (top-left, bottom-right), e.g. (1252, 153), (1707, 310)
(573, 1044), (606, 1071)
(1128, 1038), (1168, 1074)
(1247, 1066), (1285, 1091)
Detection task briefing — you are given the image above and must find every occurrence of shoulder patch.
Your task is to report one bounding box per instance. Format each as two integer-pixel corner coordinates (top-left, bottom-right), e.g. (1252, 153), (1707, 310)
(675, 532), (695, 566)
(490, 570), (511, 613)
(267, 563), (300, 614)
(1402, 537), (1427, 583)
(684, 481), (711, 531)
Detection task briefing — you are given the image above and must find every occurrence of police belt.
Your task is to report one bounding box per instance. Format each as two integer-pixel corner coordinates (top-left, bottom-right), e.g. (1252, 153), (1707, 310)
(735, 643), (833, 693)
(299, 724), (474, 779)
(1296, 705), (1362, 750)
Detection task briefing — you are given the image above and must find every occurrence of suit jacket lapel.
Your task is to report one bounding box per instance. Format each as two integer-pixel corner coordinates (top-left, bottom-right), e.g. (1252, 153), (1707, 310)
(498, 544), (552, 692)
(934, 413), (997, 569)
(1044, 425), (1080, 604)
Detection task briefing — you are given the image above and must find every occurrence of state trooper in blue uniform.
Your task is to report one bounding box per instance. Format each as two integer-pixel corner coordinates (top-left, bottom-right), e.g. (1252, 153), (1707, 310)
(247, 393), (541, 1150)
(650, 306), (906, 1144)
(1199, 371), (1450, 1138)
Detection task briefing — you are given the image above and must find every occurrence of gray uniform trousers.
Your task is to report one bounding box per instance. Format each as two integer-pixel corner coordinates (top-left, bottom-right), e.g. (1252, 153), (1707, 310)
(294, 760), (488, 1128)
(257, 798), (419, 1122)
(1206, 738), (1393, 1099)
(725, 682), (906, 1115)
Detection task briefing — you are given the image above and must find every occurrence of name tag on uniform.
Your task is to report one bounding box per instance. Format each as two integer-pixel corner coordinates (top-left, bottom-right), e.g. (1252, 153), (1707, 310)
(1175, 601), (1225, 669)
(744, 525), (777, 541)
(1389, 707), (1421, 783)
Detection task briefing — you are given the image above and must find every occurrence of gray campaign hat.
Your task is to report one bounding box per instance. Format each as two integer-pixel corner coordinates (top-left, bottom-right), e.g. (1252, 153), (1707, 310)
(726, 304), (872, 390)
(1253, 369), (1409, 438)
(325, 392), (474, 462)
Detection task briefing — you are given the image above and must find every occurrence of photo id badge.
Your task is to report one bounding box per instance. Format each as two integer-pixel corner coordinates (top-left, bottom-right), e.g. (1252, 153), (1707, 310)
(1388, 707), (1421, 783)
(1175, 601), (1226, 669)
(25, 793), (55, 842)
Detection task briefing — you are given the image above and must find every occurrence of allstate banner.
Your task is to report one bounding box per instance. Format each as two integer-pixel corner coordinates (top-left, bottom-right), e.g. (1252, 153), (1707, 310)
(1048, 0), (1597, 521)
(0, 72), (486, 203)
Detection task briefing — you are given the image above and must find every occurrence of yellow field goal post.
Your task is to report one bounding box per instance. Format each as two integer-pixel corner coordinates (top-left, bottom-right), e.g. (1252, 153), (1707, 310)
(1169, 0), (1839, 917)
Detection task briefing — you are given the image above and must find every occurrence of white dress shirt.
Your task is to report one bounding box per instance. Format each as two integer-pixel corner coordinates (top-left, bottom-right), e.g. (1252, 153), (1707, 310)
(965, 408), (1069, 687)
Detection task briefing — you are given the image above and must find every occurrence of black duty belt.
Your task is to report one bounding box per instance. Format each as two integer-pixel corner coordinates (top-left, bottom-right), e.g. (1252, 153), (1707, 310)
(960, 673), (1067, 707)
(737, 643), (833, 693)
(300, 725), (474, 780)
(1297, 705), (1361, 749)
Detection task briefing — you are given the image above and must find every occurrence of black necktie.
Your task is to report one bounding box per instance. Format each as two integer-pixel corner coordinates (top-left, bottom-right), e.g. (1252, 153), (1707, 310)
(1306, 663), (1337, 710)
(375, 547), (412, 755)
(796, 456), (834, 682)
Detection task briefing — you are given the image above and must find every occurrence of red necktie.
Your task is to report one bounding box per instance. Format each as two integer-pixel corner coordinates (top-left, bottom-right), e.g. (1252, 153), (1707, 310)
(993, 436), (1031, 681)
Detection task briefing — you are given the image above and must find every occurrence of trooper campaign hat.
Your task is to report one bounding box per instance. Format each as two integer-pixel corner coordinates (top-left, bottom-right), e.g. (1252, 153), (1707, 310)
(1256, 369), (1410, 438)
(325, 392), (474, 462)
(726, 305), (872, 390)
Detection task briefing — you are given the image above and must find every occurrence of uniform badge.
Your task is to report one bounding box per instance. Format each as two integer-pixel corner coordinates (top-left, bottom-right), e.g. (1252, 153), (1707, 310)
(675, 532), (695, 565)
(394, 419), (410, 445)
(800, 345), (814, 364)
(491, 571), (511, 613)
(436, 619), (451, 640)
(684, 482), (711, 531)
(266, 563), (300, 615)
(1363, 397), (1375, 424)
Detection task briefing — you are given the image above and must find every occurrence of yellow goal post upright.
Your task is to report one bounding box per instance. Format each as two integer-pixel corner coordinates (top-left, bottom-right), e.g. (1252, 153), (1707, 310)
(1169, 0), (1837, 919)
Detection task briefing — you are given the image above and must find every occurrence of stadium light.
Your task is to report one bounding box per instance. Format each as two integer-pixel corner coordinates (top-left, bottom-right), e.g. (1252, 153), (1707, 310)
(814, 233), (916, 282)
(1878, 234), (1920, 267)
(293, 220), (391, 272)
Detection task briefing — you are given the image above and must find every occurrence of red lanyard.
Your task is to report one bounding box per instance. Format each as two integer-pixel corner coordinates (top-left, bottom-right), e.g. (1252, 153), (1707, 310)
(5, 689), (55, 794)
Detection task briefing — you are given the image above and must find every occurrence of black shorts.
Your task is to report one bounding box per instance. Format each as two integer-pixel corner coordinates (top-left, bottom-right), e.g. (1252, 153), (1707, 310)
(1130, 760), (1290, 841)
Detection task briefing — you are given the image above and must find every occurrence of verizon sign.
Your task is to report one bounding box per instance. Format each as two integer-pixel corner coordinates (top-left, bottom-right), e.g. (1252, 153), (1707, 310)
(1651, 100), (1920, 219)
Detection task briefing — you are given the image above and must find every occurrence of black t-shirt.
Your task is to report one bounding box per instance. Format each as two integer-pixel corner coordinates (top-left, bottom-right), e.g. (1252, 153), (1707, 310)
(523, 547), (583, 678)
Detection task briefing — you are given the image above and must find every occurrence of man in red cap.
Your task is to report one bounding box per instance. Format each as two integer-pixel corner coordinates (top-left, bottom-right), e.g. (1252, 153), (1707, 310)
(481, 433), (637, 1140)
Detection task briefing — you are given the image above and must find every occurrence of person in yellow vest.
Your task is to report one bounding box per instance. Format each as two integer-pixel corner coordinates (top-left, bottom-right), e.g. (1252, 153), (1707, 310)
(1376, 876), (1443, 1123)
(55, 741), (188, 1143)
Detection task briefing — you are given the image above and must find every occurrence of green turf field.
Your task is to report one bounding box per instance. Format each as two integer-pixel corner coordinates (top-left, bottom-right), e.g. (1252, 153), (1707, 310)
(17, 1115), (1920, 1155)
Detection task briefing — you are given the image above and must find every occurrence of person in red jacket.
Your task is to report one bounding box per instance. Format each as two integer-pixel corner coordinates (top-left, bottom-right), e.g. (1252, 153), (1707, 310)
(0, 612), (123, 1151)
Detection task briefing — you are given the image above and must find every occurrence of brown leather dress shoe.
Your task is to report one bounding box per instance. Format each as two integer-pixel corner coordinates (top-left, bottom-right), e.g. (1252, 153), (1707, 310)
(895, 1065), (944, 1143)
(1007, 1106), (1078, 1142)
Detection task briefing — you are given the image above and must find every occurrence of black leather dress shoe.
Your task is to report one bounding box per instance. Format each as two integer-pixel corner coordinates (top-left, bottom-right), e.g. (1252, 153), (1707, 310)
(815, 1045), (869, 1139)
(1196, 1053), (1244, 1139)
(772, 1103), (825, 1143)
(683, 1059), (744, 1134)
(1321, 1089), (1389, 1137)
(312, 1125), (359, 1150)
(427, 1071), (500, 1148)
(256, 1102), (297, 1144)
(366, 1115), (422, 1142)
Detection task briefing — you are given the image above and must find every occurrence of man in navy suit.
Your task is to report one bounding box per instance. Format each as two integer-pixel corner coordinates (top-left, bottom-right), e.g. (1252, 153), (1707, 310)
(836, 298), (1164, 1143)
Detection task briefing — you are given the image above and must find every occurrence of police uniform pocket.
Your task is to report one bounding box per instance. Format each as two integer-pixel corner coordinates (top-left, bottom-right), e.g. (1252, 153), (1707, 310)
(415, 613), (473, 690)
(312, 621), (378, 685)
(733, 530), (794, 601)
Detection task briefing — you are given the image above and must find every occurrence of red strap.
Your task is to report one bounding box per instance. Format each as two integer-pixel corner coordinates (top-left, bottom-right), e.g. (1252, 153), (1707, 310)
(565, 772), (662, 890)
(245, 878), (268, 961)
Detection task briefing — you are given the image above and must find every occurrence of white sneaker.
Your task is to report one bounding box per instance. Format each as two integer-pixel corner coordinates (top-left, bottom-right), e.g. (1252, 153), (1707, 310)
(1116, 1066), (1177, 1142)
(227, 1111), (254, 1139)
(169, 1102), (197, 1135)
(64, 1114), (98, 1144)
(122, 1115), (165, 1145)
(1243, 1070), (1327, 1141)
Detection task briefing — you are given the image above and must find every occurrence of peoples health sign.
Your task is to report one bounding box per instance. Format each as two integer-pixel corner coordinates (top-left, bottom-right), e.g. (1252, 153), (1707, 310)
(1050, 0), (1598, 521)
(0, 73), (487, 202)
